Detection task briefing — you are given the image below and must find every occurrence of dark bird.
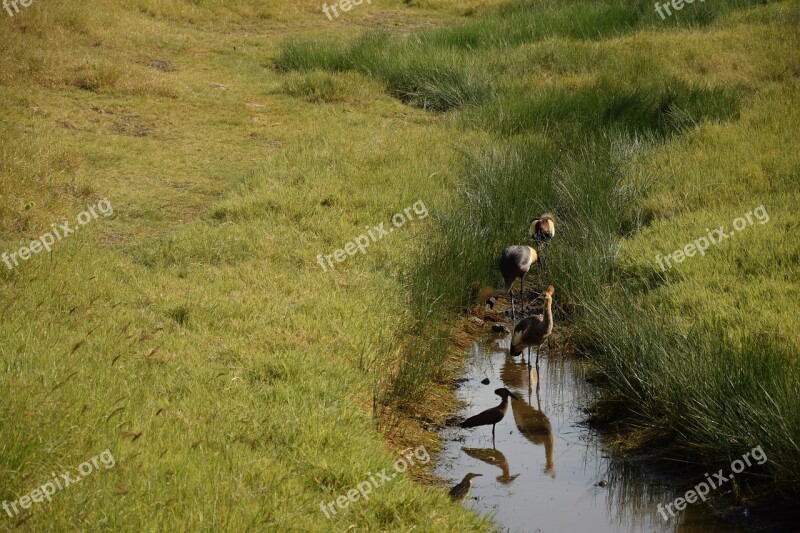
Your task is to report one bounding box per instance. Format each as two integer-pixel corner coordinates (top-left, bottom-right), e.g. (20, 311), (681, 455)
(510, 286), (555, 369)
(460, 387), (519, 440)
(486, 245), (538, 318)
(449, 472), (482, 501)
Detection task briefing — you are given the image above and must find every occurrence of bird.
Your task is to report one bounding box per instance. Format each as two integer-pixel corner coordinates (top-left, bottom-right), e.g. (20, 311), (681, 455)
(510, 285), (555, 369)
(530, 213), (555, 282)
(460, 387), (520, 440)
(486, 246), (538, 318)
(529, 213), (555, 244)
(449, 472), (482, 501)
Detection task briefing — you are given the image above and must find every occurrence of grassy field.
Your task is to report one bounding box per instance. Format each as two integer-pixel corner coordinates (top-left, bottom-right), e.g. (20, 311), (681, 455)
(0, 0), (499, 530)
(1, 0), (798, 531)
(278, 0), (800, 514)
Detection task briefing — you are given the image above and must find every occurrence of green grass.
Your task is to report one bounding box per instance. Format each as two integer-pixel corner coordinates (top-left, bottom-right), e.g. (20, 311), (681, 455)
(2, 0), (799, 530)
(0, 0), (494, 530)
(275, 0), (800, 511)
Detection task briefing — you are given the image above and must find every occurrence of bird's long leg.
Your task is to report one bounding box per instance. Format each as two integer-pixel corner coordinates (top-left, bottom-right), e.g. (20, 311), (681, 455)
(536, 380), (541, 409)
(527, 346), (531, 368)
(510, 289), (515, 320)
(521, 274), (525, 313)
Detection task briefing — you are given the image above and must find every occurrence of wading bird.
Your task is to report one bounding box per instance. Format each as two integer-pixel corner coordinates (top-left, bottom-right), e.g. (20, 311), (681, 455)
(487, 246), (538, 318)
(510, 286), (555, 369)
(449, 473), (482, 501)
(460, 387), (520, 441)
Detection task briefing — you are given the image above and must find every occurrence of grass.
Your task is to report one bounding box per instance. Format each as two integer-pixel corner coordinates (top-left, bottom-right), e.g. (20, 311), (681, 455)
(2, 0), (798, 530)
(276, 0), (800, 514)
(0, 0), (495, 530)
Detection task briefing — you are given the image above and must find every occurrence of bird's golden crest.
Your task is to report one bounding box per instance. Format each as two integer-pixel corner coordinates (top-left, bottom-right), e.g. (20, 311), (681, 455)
(478, 286), (495, 303)
(530, 213), (556, 236)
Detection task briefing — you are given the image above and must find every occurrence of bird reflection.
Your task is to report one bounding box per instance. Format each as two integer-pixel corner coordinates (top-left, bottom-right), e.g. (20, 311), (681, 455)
(500, 350), (540, 404)
(462, 446), (520, 484)
(512, 397), (556, 478)
(500, 352), (556, 478)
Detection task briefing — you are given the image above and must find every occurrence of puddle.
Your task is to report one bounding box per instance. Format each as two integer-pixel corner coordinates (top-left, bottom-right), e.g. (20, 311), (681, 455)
(436, 336), (746, 532)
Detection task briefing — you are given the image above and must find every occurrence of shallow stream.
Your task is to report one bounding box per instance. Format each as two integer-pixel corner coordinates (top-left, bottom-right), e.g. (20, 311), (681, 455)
(435, 335), (746, 532)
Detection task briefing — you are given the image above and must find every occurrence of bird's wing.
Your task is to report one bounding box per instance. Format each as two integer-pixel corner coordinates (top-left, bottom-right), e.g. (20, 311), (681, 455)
(461, 407), (504, 428)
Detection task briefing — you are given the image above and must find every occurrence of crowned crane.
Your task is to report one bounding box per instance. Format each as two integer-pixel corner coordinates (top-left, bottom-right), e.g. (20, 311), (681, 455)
(510, 286), (555, 369)
(487, 246), (538, 318)
(530, 213), (555, 281)
(460, 388), (519, 441)
(529, 213), (555, 244)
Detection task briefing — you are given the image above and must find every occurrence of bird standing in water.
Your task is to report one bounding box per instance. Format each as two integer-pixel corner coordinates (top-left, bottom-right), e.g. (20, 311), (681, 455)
(460, 388), (519, 441)
(510, 286), (555, 369)
(486, 246), (538, 318)
(449, 473), (482, 501)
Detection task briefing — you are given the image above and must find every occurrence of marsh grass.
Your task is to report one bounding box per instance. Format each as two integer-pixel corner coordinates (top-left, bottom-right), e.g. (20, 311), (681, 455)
(275, 0), (800, 508)
(461, 78), (742, 138)
(277, 33), (493, 111)
(0, 1), (498, 530)
(2, 0), (798, 530)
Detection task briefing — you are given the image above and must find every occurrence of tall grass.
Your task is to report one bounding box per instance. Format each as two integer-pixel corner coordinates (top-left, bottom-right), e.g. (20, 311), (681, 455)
(464, 79), (741, 137)
(275, 0), (766, 111)
(277, 33), (493, 111)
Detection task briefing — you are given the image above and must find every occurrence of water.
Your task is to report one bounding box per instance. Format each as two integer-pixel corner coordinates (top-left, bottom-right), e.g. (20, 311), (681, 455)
(436, 335), (744, 533)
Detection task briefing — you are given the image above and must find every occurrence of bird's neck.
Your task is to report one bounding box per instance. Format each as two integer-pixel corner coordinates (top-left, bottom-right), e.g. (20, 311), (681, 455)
(543, 298), (553, 331)
(498, 396), (510, 412)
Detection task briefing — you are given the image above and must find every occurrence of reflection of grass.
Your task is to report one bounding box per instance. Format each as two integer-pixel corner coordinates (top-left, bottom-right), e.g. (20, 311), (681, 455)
(276, 0), (800, 509)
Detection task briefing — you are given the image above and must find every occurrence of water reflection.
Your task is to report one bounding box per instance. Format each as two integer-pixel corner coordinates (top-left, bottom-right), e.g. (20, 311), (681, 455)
(462, 447), (520, 484)
(511, 399), (555, 479)
(436, 337), (742, 532)
(501, 352), (556, 478)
